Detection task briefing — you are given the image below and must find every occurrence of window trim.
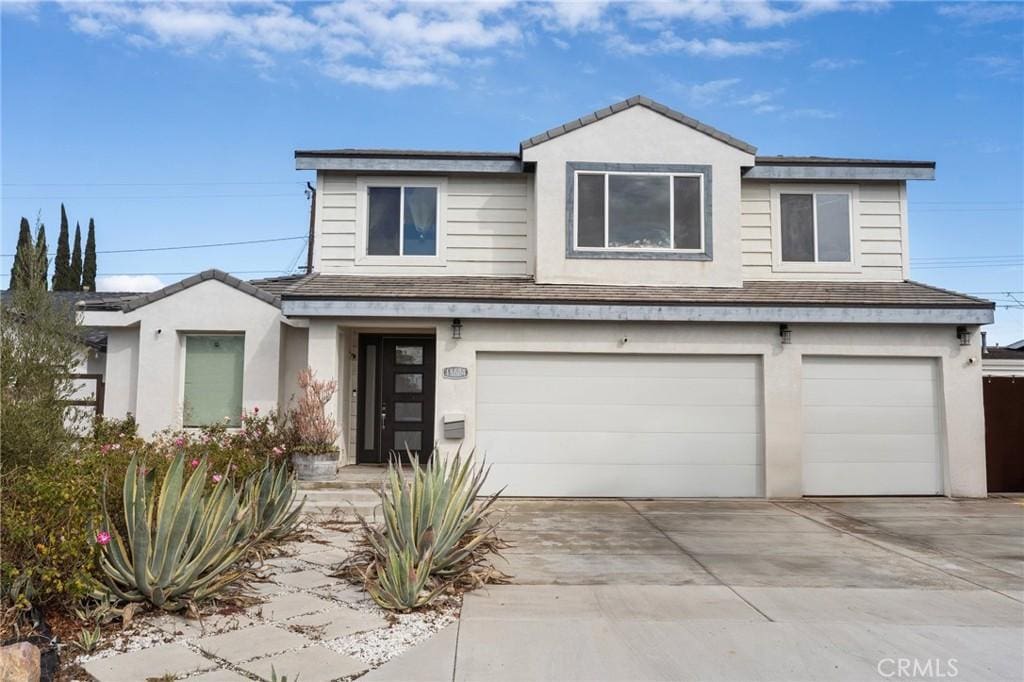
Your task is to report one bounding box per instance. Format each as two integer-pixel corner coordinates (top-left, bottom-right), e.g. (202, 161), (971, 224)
(355, 176), (447, 266)
(770, 183), (861, 274)
(565, 162), (712, 261)
(179, 332), (245, 429)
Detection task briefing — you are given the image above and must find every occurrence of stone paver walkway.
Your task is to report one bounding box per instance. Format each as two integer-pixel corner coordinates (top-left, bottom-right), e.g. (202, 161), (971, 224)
(83, 487), (455, 682)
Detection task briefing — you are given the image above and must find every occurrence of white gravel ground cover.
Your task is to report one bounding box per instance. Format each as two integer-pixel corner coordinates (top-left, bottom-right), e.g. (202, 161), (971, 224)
(74, 521), (462, 678)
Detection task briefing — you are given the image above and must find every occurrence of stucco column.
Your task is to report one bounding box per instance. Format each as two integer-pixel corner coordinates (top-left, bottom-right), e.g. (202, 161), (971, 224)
(762, 346), (803, 498)
(941, 332), (987, 497)
(102, 327), (140, 422)
(306, 319), (343, 453)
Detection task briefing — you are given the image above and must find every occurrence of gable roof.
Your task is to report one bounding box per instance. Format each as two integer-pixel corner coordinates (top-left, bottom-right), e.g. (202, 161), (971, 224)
(119, 269), (281, 312)
(520, 95), (757, 155)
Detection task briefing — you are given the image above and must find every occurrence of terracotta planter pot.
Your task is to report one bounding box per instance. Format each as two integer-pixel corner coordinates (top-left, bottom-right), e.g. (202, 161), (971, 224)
(291, 452), (338, 481)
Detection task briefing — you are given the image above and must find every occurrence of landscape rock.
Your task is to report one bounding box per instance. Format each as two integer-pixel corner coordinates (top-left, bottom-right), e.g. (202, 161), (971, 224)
(0, 642), (41, 682)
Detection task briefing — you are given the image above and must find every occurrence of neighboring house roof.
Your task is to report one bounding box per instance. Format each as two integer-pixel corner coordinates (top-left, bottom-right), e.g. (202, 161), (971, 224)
(0, 289), (122, 350)
(272, 275), (992, 309)
(1006, 339), (1024, 350)
(97, 269), (283, 312)
(519, 95), (758, 155)
(984, 347), (1024, 360)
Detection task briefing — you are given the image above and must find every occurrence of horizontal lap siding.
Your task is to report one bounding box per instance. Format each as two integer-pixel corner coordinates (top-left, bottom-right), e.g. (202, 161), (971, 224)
(741, 180), (905, 281)
(317, 173), (532, 276)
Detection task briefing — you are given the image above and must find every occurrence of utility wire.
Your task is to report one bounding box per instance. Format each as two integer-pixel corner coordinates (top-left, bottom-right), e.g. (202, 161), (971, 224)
(0, 235), (306, 258)
(2, 181), (304, 187)
(3, 193), (301, 200)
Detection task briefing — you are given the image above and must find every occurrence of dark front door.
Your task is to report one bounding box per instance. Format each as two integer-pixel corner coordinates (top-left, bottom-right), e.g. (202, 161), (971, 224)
(357, 335), (436, 464)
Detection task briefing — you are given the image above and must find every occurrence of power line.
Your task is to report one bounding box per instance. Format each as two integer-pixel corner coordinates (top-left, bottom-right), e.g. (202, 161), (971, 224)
(3, 193), (301, 200)
(2, 181), (304, 187)
(0, 235), (306, 258)
(912, 255), (1024, 262)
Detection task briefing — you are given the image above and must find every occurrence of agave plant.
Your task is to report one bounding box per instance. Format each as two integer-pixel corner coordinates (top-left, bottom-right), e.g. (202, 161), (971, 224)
(341, 448), (508, 611)
(242, 460), (305, 545)
(95, 453), (254, 610)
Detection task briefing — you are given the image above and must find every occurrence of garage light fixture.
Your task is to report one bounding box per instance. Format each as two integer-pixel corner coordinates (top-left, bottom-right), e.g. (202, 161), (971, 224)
(956, 326), (971, 346)
(779, 324), (792, 345)
(451, 318), (463, 339)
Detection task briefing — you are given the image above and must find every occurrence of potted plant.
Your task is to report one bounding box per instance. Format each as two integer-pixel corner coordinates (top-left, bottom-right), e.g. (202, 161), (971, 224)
(289, 368), (340, 481)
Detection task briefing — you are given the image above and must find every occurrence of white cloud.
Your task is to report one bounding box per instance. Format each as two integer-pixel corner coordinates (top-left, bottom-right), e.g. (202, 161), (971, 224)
(48, 1), (889, 90)
(783, 107), (837, 120)
(625, 0), (889, 29)
(609, 32), (791, 57)
(970, 55), (1022, 78)
(937, 2), (1024, 26)
(96, 275), (164, 292)
(812, 57), (863, 70)
(675, 77), (742, 105)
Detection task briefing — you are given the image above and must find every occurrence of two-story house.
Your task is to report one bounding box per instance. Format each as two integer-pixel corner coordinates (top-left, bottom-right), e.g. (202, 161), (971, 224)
(80, 96), (994, 498)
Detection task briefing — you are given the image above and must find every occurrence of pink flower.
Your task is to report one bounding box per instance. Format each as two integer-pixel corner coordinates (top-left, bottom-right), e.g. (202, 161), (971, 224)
(253, 406), (259, 414)
(96, 531), (111, 546)
(112, 443), (121, 451)
(190, 458), (200, 468)
(99, 444), (111, 454)
(173, 437), (185, 447)
(212, 474), (223, 483)
(272, 446), (283, 456)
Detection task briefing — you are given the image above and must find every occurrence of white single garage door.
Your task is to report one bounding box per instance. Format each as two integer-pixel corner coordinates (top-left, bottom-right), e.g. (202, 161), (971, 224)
(802, 356), (944, 495)
(475, 353), (763, 497)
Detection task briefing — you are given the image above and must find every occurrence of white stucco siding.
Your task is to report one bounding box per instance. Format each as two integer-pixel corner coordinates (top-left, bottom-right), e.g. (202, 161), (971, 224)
(316, 172), (533, 276)
(323, 317), (985, 498)
(741, 180), (907, 281)
(521, 105), (755, 287)
(84, 280), (286, 436)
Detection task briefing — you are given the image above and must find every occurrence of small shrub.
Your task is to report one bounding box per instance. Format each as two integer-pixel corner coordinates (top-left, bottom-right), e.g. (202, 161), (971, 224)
(338, 450), (509, 611)
(290, 368), (338, 454)
(242, 460), (306, 547)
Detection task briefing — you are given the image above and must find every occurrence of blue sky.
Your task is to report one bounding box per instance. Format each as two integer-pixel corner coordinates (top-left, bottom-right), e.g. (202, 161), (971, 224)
(2, 1), (1022, 341)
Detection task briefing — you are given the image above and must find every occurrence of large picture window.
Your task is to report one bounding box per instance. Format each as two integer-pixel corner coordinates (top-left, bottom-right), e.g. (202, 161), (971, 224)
(571, 166), (709, 257)
(183, 334), (244, 427)
(367, 185), (438, 256)
(780, 191), (852, 263)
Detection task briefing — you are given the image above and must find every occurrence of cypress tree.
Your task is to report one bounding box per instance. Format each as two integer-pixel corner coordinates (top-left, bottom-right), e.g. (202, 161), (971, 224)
(82, 219), (97, 292)
(70, 222), (83, 291)
(52, 204), (72, 290)
(34, 223), (49, 290)
(8, 217), (33, 290)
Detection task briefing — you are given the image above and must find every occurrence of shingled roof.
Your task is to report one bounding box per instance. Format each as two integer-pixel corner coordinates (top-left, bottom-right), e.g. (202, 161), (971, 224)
(275, 275), (992, 309)
(126, 269), (282, 311)
(520, 95), (757, 155)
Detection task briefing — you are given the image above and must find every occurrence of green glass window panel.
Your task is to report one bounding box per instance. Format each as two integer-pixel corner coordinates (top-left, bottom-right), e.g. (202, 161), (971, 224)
(183, 335), (244, 427)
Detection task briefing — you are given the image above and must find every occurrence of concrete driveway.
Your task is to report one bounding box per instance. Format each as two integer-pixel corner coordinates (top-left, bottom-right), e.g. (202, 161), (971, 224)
(366, 496), (1024, 682)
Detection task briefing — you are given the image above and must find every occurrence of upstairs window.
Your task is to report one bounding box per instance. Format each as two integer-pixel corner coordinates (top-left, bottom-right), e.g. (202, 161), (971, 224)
(575, 171), (704, 252)
(780, 192), (852, 262)
(367, 185), (438, 256)
(183, 334), (244, 427)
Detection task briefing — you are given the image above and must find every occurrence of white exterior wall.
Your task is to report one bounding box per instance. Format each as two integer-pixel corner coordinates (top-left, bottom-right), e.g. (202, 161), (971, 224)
(103, 327), (140, 420)
(83, 280), (287, 436)
(741, 180), (907, 281)
(522, 105), (755, 286)
(327, 318), (985, 498)
(315, 172), (533, 276)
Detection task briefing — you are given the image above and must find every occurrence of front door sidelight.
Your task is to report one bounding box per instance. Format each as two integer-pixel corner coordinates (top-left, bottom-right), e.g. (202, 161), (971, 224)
(357, 335), (435, 464)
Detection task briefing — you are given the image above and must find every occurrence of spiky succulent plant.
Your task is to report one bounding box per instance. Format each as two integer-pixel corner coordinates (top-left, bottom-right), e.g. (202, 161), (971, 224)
(242, 460), (305, 544)
(95, 453), (253, 610)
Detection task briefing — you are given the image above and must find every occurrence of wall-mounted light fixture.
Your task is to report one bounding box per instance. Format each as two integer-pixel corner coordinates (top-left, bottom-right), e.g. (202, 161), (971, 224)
(956, 326), (971, 346)
(779, 324), (792, 345)
(451, 318), (463, 339)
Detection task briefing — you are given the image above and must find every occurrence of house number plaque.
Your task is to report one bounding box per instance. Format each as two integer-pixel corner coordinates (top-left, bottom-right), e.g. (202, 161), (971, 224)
(442, 367), (469, 380)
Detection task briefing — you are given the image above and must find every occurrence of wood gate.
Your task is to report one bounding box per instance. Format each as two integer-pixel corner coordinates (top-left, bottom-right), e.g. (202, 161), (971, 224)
(983, 376), (1024, 493)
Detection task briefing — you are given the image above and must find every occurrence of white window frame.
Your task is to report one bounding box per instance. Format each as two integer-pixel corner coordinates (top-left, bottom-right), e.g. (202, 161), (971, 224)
(355, 177), (447, 266)
(770, 183), (861, 273)
(573, 170), (706, 254)
(178, 331), (246, 429)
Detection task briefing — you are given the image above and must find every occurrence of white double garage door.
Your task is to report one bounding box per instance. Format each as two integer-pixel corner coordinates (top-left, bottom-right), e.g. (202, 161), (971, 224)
(476, 352), (944, 497)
